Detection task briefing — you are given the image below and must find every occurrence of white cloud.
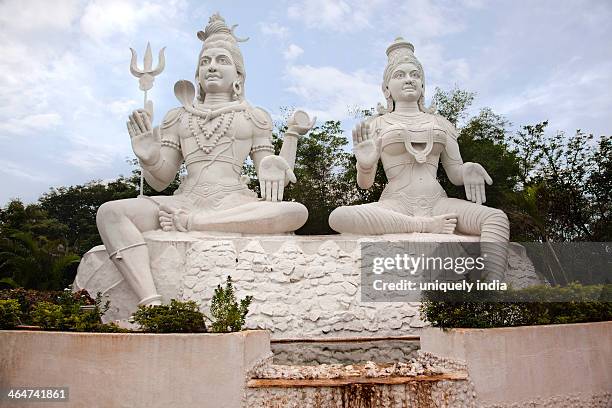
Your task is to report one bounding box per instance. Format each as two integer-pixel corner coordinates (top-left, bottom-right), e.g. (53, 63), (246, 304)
(461, 0), (487, 9)
(108, 99), (140, 117)
(287, 0), (463, 38)
(79, 0), (167, 41)
(491, 61), (612, 133)
(0, 159), (55, 183)
(0, 113), (63, 136)
(284, 64), (381, 120)
(0, 0), (80, 33)
(384, 0), (465, 42)
(63, 133), (127, 173)
(258, 22), (289, 39)
(287, 0), (380, 32)
(284, 44), (304, 61)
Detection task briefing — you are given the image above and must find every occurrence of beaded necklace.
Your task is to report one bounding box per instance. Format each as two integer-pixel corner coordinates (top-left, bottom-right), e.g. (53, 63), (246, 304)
(188, 110), (236, 154)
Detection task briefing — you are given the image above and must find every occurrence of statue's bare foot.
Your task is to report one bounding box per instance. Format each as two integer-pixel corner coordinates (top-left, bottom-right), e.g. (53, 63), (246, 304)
(159, 205), (189, 232)
(424, 213), (458, 234)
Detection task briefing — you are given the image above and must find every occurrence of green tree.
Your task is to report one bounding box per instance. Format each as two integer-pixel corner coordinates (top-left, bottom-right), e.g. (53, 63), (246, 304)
(0, 200), (79, 289)
(38, 159), (182, 256)
(0, 231), (80, 290)
(431, 86), (475, 127)
(511, 123), (610, 241)
(38, 177), (138, 255)
(0, 200), (68, 242)
(284, 120), (355, 234)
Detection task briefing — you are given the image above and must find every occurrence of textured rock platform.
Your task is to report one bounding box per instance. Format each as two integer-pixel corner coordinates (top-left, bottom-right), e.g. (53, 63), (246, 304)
(74, 232), (542, 338)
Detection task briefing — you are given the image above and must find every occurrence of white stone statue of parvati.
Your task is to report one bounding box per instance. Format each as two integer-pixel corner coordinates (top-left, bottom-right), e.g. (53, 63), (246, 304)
(96, 14), (314, 307)
(329, 38), (510, 278)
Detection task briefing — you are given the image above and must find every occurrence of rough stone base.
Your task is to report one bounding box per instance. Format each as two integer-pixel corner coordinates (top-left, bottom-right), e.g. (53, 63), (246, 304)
(74, 232), (542, 338)
(246, 353), (475, 407)
(246, 381), (477, 408)
(271, 340), (420, 366)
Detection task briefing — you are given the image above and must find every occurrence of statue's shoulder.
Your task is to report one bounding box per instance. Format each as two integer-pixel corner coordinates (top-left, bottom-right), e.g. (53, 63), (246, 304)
(365, 114), (388, 133)
(246, 105), (273, 131)
(373, 113), (417, 135)
(372, 114), (402, 137)
(431, 113), (458, 140)
(161, 107), (186, 129)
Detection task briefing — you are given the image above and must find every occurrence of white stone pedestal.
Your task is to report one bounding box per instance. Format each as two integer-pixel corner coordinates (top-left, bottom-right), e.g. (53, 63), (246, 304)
(74, 232), (542, 338)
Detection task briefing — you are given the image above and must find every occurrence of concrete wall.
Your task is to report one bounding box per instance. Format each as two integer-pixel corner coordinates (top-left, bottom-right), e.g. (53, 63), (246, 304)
(0, 330), (270, 408)
(74, 232), (541, 338)
(420, 322), (612, 407)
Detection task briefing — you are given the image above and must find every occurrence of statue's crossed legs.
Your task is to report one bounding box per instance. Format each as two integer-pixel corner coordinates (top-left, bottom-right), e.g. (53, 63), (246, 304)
(96, 196), (307, 306)
(329, 197), (509, 279)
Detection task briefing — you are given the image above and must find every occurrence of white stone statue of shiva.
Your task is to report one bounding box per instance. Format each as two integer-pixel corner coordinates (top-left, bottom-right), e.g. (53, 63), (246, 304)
(329, 38), (509, 277)
(96, 14), (314, 307)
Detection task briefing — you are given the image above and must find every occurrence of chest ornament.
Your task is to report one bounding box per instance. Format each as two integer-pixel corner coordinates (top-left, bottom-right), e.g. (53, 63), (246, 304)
(188, 111), (236, 154)
(403, 121), (434, 164)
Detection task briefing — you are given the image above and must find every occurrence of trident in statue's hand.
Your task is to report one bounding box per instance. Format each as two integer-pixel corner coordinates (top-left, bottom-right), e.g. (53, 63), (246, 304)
(129, 42), (166, 119)
(129, 42), (165, 196)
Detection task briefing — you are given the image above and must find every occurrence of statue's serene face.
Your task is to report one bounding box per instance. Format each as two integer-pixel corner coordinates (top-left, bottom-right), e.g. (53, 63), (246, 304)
(198, 47), (239, 93)
(387, 62), (423, 103)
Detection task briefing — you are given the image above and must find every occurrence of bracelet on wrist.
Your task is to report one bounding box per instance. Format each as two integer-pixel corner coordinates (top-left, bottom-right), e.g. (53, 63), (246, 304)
(284, 129), (301, 139)
(357, 162), (375, 174)
(141, 156), (163, 172)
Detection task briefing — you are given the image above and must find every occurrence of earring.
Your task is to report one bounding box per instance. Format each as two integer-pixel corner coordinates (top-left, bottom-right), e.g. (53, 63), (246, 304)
(232, 81), (242, 100)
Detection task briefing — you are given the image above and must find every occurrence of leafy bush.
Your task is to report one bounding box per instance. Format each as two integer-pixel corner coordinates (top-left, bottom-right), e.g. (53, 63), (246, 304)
(0, 299), (22, 328)
(420, 283), (612, 329)
(131, 299), (207, 333)
(3, 288), (125, 332)
(210, 276), (252, 333)
(0, 288), (63, 324)
(30, 301), (64, 329)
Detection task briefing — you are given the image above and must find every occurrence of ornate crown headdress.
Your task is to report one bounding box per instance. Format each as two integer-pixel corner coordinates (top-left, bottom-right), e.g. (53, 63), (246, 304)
(385, 37), (417, 67)
(197, 13), (249, 45)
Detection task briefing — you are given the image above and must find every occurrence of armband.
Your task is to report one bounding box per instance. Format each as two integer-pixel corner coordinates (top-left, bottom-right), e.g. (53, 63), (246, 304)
(250, 144), (275, 154)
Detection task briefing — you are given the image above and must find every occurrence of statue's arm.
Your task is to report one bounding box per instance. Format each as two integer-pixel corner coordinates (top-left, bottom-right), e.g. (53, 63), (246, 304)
(441, 137), (465, 185)
(439, 117), (465, 186)
(141, 109), (184, 191)
(355, 119), (383, 190)
(439, 116), (493, 203)
(248, 107), (277, 173)
(249, 107), (315, 176)
(356, 159), (378, 189)
(279, 128), (299, 175)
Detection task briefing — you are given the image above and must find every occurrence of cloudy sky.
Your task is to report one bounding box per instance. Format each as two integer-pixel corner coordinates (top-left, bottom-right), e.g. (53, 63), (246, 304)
(1, 0), (610, 204)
